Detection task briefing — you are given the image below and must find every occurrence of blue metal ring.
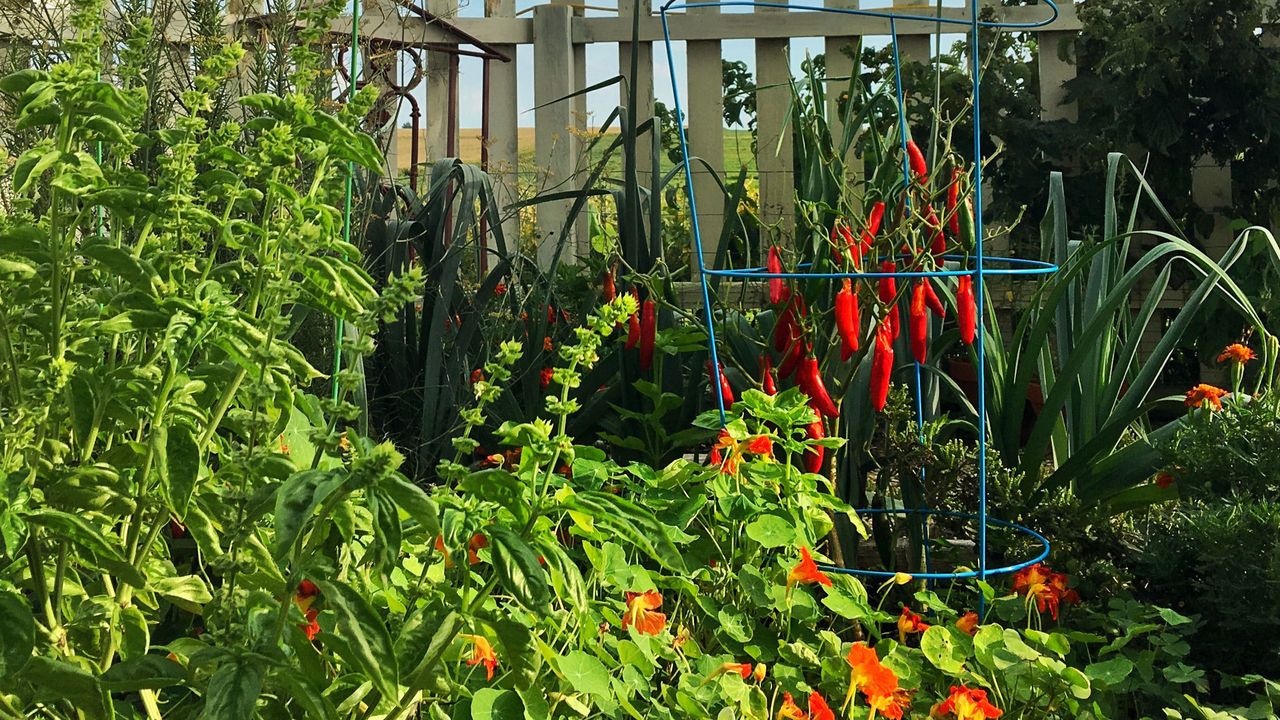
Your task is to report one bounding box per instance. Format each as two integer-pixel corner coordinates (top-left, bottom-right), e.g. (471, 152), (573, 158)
(658, 0), (1061, 31)
(705, 255), (1059, 281)
(818, 508), (1051, 580)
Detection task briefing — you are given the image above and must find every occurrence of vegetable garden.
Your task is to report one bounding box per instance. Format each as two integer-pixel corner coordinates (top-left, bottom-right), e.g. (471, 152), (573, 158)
(2, 0), (1280, 719)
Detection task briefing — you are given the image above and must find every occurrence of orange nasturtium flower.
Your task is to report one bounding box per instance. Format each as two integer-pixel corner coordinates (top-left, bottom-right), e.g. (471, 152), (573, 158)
(808, 692), (836, 720)
(869, 685), (912, 720)
(743, 434), (774, 455)
(933, 685), (1003, 720)
(622, 590), (667, 635)
(897, 605), (929, 643)
(724, 662), (754, 680)
(293, 579), (320, 612)
(1184, 383), (1228, 411)
(710, 429), (775, 475)
(844, 642), (901, 712)
(460, 634), (499, 681)
(434, 533), (489, 567)
(1218, 343), (1257, 365)
(1155, 471), (1176, 489)
(777, 692), (807, 720)
(956, 611), (980, 636)
(787, 547), (834, 592)
(1011, 563), (1079, 621)
(300, 607), (321, 641)
(543, 336), (554, 352)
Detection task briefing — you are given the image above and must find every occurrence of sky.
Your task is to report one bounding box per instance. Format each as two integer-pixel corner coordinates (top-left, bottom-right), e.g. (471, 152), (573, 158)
(394, 0), (971, 129)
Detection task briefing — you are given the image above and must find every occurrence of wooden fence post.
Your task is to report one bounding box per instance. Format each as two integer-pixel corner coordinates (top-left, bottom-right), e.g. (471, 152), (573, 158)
(755, 0), (794, 236)
(687, 0), (724, 276)
(485, 0), (522, 247)
(533, 4), (578, 267)
(426, 0), (459, 163)
(824, 0), (861, 197)
(619, 0), (656, 188)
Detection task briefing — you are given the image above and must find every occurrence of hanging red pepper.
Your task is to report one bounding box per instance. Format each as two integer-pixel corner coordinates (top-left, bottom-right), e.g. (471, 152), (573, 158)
(800, 356), (840, 418)
(871, 320), (895, 412)
(922, 279), (946, 319)
(760, 355), (777, 396)
(708, 361), (735, 407)
(879, 261), (899, 340)
(947, 168), (962, 236)
(925, 205), (946, 255)
(831, 223), (855, 266)
(906, 140), (928, 182)
(603, 267), (617, 302)
(857, 201), (886, 266)
(835, 278), (860, 361)
(639, 299), (656, 371)
(625, 289), (641, 350)
(773, 292), (795, 352)
(547, 304), (557, 324)
(767, 245), (786, 304)
(957, 275), (977, 345)
(778, 338), (807, 380)
(909, 281), (929, 364)
(803, 413), (826, 474)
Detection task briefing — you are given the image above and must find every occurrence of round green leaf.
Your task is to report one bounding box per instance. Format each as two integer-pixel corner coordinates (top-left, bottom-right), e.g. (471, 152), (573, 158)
(558, 651), (610, 698)
(745, 514), (794, 548)
(472, 688), (523, 720)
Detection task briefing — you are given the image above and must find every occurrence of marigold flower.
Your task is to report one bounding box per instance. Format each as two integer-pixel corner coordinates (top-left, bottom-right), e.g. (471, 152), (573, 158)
(897, 605), (929, 643)
(956, 611), (979, 636)
(1217, 343), (1256, 365)
(300, 607), (321, 641)
(933, 685), (1002, 720)
(787, 547), (833, 591)
(460, 634), (499, 681)
(1155, 471), (1175, 489)
(808, 692), (835, 720)
(1184, 383), (1228, 411)
(293, 579), (320, 612)
(777, 692), (807, 720)
(622, 590), (667, 635)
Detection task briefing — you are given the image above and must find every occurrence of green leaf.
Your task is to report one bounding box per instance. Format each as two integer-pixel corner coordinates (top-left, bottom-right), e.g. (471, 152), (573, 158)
(317, 578), (399, 700)
(100, 655), (187, 691)
(489, 526), (552, 615)
(152, 575), (213, 613)
(745, 514), (795, 548)
(919, 626), (967, 675)
(1085, 656), (1135, 687)
(200, 659), (264, 720)
(273, 469), (345, 562)
(472, 688), (524, 720)
(162, 424), (201, 518)
(20, 656), (110, 719)
(564, 491), (685, 572)
(383, 475), (440, 537)
(271, 666), (340, 720)
(1155, 606), (1193, 627)
(0, 589), (34, 676)
(460, 469), (526, 521)
(559, 651), (611, 698)
(24, 508), (145, 587)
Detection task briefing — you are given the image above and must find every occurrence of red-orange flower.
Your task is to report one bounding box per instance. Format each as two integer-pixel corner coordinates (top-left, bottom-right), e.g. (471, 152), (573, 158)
(711, 429), (739, 474)
(494, 281), (507, 296)
(467, 533), (488, 565)
(845, 642), (901, 711)
(541, 367), (554, 388)
(1011, 563), (1078, 620)
(1217, 343), (1257, 365)
(777, 692), (807, 720)
(934, 685), (1003, 720)
(543, 336), (554, 352)
(897, 605), (929, 643)
(622, 590), (667, 635)
(787, 547), (833, 591)
(294, 579), (320, 612)
(870, 685), (912, 720)
(1184, 383), (1228, 411)
(300, 607), (320, 641)
(460, 634), (499, 681)
(723, 662), (753, 679)
(470, 368), (485, 384)
(956, 611), (979, 636)
(1155, 471), (1175, 489)
(808, 692), (835, 720)
(743, 435), (773, 455)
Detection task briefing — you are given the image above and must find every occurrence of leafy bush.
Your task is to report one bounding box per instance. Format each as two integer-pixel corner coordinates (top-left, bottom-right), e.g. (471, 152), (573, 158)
(1160, 391), (1280, 500)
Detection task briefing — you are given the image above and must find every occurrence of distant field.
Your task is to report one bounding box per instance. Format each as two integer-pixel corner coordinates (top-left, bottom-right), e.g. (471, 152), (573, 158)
(394, 127), (758, 181)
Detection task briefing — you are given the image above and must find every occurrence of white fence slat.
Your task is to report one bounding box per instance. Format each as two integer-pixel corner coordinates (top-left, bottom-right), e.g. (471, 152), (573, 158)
(755, 0), (794, 234)
(485, 0), (521, 246)
(687, 1), (724, 276)
(533, 4), (579, 267)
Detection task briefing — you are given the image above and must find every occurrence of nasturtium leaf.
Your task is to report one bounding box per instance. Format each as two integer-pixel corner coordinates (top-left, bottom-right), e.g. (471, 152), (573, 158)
(472, 688), (524, 720)
(920, 626), (967, 674)
(1085, 656), (1135, 686)
(0, 589), (34, 676)
(1155, 606), (1193, 626)
(1002, 628), (1042, 661)
(316, 578), (399, 700)
(821, 584), (870, 621)
(716, 607), (753, 643)
(1060, 666), (1092, 699)
(745, 514), (794, 548)
(489, 526), (553, 615)
(558, 651), (611, 698)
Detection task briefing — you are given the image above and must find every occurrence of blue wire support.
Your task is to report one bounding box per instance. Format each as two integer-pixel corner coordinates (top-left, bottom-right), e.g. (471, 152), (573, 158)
(658, 0), (1062, 584)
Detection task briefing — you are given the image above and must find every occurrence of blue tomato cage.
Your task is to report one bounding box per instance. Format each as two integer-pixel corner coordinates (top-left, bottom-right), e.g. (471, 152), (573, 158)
(658, 0), (1063, 584)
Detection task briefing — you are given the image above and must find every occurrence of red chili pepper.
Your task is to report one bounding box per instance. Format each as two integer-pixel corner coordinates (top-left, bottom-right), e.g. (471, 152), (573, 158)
(804, 411), (825, 474)
(906, 140), (928, 182)
(909, 281), (929, 364)
(870, 320), (895, 412)
(957, 275), (977, 345)
(708, 361), (735, 407)
(835, 278), (860, 361)
(603, 268), (617, 302)
(639, 299), (656, 371)
(857, 202), (886, 267)
(547, 304), (556, 323)
(879, 261), (899, 340)
(767, 246), (786, 304)
(625, 289), (641, 350)
(800, 356), (840, 418)
(778, 338), (807, 380)
(925, 205), (946, 255)
(761, 355), (777, 395)
(773, 292), (795, 353)
(922, 279), (946, 318)
(947, 168), (962, 236)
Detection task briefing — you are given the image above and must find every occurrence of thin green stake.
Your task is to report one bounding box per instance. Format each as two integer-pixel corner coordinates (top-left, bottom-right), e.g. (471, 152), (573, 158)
(333, 0), (360, 403)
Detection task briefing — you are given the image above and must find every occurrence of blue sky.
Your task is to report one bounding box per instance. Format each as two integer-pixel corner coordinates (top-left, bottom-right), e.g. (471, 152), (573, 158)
(407, 0), (970, 129)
